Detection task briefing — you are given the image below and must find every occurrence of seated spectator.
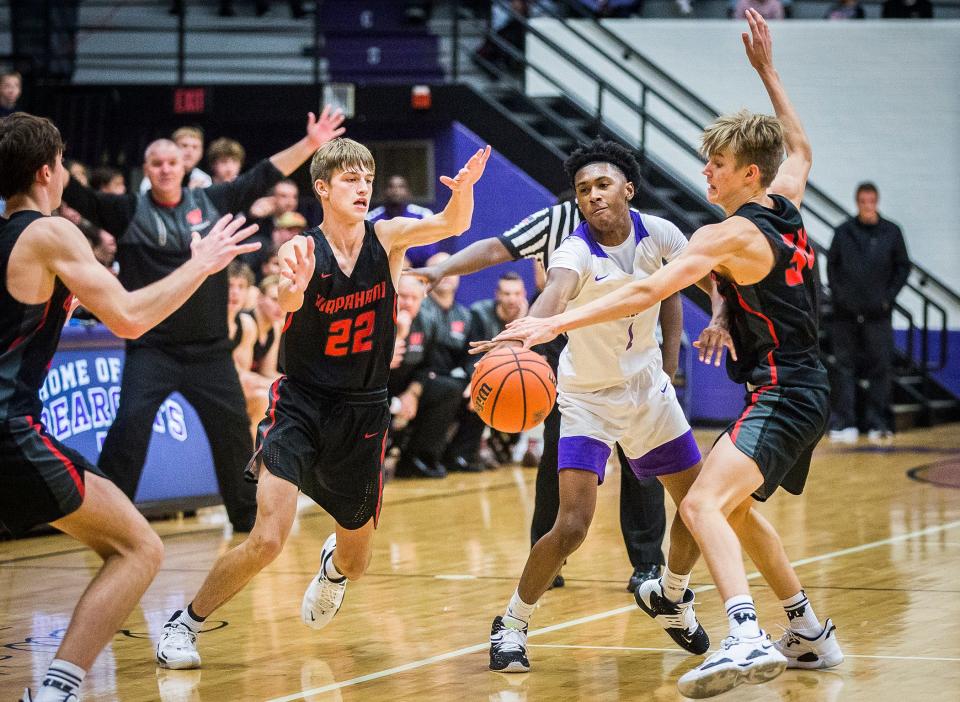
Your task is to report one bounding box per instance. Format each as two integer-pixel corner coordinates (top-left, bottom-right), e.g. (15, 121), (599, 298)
(90, 166), (126, 194)
(228, 262), (271, 439)
(734, 0), (784, 19)
(388, 276), (434, 439)
(207, 137), (245, 184)
(882, 0), (933, 17)
(0, 70), (21, 118)
(66, 159), (89, 187)
(140, 126), (212, 193)
(245, 179), (304, 275)
(367, 175), (438, 267)
(824, 0), (865, 18)
(249, 275), (283, 378)
(395, 253), (477, 478)
(466, 271), (529, 467)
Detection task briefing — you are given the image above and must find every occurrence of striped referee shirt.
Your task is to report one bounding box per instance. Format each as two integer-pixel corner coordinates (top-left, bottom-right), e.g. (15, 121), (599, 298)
(498, 200), (647, 270)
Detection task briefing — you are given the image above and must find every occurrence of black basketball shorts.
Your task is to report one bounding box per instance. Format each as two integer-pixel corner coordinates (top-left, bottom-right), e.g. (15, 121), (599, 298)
(246, 378), (391, 530)
(721, 384), (830, 501)
(0, 415), (105, 536)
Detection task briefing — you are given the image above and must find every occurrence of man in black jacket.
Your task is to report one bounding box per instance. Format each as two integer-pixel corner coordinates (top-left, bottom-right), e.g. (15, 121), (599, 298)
(827, 182), (910, 443)
(62, 108), (345, 531)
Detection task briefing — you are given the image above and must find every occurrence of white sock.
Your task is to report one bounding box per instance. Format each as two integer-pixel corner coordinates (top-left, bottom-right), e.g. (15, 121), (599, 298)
(175, 604), (205, 634)
(725, 594), (761, 639)
(324, 551), (345, 582)
(503, 589), (535, 629)
(37, 659), (85, 701)
(781, 590), (822, 636)
(661, 566), (690, 603)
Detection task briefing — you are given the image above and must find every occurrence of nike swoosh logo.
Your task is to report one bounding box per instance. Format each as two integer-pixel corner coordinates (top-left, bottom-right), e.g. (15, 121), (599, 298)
(660, 381), (668, 393)
(320, 273), (333, 278)
(595, 273), (609, 281)
(364, 431), (379, 439)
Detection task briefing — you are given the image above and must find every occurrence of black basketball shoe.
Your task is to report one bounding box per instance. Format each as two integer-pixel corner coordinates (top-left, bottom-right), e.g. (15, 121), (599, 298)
(635, 578), (710, 655)
(489, 616), (530, 672)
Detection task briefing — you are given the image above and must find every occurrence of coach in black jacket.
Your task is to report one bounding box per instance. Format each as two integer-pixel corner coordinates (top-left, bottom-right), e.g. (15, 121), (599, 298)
(62, 109), (344, 531)
(827, 182), (910, 440)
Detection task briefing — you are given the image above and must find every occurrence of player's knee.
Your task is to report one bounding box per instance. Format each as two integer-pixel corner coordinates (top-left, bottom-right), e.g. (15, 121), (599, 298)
(679, 493), (712, 532)
(139, 530), (165, 574)
(248, 530), (285, 565)
(334, 548), (370, 581)
(553, 514), (590, 553)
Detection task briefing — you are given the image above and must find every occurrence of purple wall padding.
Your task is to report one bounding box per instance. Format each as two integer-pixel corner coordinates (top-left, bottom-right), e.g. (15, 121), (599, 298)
(683, 296), (744, 424)
(435, 122), (554, 307)
(895, 329), (960, 396)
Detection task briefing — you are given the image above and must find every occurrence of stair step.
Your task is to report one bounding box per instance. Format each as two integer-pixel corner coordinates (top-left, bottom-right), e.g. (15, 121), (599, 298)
(893, 403), (924, 414)
(897, 375), (924, 385)
(928, 399), (958, 410)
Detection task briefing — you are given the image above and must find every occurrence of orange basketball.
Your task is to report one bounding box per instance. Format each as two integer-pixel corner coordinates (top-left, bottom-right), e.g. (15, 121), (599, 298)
(470, 347), (557, 433)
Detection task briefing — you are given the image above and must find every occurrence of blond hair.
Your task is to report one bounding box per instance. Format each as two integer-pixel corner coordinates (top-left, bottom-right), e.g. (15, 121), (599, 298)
(172, 126), (203, 143)
(309, 138), (375, 186)
(700, 109), (784, 188)
(259, 274), (281, 295)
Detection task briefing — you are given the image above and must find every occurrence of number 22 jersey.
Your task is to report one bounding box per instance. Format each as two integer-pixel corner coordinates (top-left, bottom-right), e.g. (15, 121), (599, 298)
(279, 221), (396, 393)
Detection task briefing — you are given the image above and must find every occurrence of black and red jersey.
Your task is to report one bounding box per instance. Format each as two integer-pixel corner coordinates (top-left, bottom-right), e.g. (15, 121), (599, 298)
(0, 212), (74, 421)
(279, 221), (396, 393)
(716, 194), (828, 391)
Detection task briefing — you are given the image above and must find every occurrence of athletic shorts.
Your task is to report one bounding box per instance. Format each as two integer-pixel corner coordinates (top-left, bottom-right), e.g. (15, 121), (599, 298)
(0, 415), (104, 537)
(557, 362), (701, 484)
(246, 378), (391, 530)
(721, 384), (830, 501)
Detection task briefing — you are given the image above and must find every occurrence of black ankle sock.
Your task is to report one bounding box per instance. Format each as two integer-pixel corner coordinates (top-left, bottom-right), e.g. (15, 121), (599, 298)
(187, 602), (207, 622)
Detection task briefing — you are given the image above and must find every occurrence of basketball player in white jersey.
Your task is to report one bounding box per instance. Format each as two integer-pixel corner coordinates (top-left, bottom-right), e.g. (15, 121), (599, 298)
(475, 140), (719, 673)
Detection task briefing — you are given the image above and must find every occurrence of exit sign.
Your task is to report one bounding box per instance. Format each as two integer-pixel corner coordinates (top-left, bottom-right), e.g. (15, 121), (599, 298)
(174, 87), (206, 114)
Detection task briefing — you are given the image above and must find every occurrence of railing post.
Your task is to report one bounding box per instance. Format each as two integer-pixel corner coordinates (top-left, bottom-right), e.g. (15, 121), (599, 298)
(921, 299), (930, 376)
(639, 85), (647, 164)
(176, 1), (186, 85)
(452, 0), (461, 82)
(595, 83), (603, 136)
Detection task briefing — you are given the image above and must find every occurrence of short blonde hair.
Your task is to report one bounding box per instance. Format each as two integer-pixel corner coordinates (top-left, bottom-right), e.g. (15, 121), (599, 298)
(172, 126), (203, 143)
(700, 109), (784, 187)
(259, 274), (281, 295)
(309, 138), (375, 185)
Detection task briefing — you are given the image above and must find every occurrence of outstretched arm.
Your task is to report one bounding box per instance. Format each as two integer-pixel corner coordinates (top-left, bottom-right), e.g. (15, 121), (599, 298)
(409, 237), (513, 291)
(377, 146), (491, 253)
(40, 215), (259, 338)
(269, 106), (346, 176)
(488, 224), (740, 349)
(469, 267), (580, 355)
(742, 8), (812, 208)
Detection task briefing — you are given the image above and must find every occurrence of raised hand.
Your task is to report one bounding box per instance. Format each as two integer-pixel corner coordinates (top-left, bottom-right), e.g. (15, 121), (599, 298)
(190, 214), (260, 275)
(742, 8), (774, 74)
(439, 145), (491, 192)
(306, 105), (347, 149)
(281, 236), (316, 295)
(692, 321), (738, 367)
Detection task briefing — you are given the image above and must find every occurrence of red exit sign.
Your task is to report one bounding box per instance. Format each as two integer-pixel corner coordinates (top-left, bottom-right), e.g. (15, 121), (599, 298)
(173, 87), (206, 114)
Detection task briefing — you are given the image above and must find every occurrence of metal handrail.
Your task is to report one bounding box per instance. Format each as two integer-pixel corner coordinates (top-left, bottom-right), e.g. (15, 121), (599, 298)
(529, 0), (960, 311)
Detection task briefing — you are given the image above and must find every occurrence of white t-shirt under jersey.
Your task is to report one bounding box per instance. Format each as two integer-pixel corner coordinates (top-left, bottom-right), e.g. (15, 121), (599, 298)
(548, 210), (687, 393)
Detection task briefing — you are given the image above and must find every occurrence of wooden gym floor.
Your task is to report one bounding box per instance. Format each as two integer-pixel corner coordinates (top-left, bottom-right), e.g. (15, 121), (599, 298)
(2, 424), (960, 701)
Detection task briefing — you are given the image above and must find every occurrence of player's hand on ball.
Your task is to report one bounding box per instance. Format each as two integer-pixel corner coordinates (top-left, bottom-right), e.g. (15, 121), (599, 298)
(693, 321), (737, 367)
(469, 338), (522, 356)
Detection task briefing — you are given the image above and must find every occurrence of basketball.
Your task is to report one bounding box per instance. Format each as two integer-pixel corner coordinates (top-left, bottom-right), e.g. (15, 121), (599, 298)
(470, 347), (557, 433)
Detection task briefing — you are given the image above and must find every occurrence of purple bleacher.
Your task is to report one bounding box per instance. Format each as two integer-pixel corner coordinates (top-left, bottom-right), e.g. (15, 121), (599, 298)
(319, 0), (409, 31)
(325, 34), (443, 83)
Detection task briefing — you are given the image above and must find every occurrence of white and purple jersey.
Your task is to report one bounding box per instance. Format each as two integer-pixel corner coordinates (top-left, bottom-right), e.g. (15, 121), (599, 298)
(368, 203), (437, 267)
(548, 210), (687, 394)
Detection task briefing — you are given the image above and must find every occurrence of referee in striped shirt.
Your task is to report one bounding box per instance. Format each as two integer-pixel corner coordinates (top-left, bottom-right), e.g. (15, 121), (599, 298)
(413, 199), (681, 592)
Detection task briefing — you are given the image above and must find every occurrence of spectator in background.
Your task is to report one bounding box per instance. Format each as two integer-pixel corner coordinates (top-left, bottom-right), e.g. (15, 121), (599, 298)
(245, 178), (302, 270)
(227, 262), (272, 439)
(827, 182), (910, 444)
(367, 175), (438, 267)
(882, 0), (933, 17)
(824, 0), (865, 19)
(467, 271), (529, 466)
(207, 137), (246, 184)
(60, 107), (345, 532)
(734, 0), (784, 19)
(66, 159), (89, 187)
(140, 126), (212, 193)
(0, 70), (21, 117)
(90, 166), (126, 195)
(396, 252), (476, 478)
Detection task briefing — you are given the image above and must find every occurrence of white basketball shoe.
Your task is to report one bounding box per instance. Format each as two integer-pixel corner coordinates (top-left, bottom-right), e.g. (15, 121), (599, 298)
(677, 632), (787, 699)
(301, 533), (347, 630)
(156, 616), (201, 670)
(773, 618), (844, 669)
